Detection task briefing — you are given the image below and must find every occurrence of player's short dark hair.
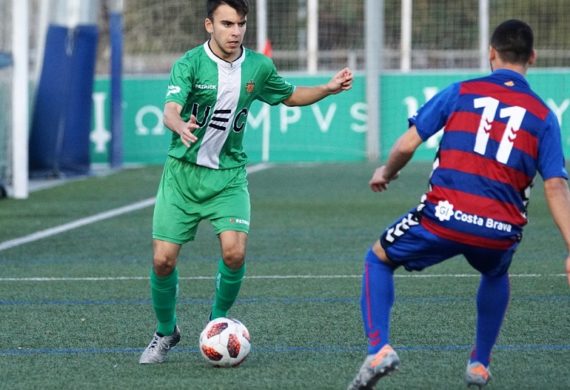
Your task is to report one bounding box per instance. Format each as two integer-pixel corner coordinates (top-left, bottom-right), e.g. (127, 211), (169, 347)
(490, 19), (534, 65)
(207, 0), (249, 19)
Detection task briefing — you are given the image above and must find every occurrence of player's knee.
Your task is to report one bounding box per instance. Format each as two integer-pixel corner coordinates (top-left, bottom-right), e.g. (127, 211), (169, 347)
(372, 240), (398, 268)
(222, 248), (245, 269)
(153, 254), (177, 276)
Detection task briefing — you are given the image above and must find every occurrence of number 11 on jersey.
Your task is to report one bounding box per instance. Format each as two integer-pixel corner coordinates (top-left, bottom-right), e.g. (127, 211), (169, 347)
(473, 96), (527, 164)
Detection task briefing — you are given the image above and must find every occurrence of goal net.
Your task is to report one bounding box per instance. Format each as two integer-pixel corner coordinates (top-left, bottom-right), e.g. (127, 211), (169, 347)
(97, 0), (569, 75)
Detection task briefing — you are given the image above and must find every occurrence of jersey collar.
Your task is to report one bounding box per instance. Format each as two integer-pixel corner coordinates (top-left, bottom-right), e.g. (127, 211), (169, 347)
(492, 68), (529, 88)
(204, 41), (246, 69)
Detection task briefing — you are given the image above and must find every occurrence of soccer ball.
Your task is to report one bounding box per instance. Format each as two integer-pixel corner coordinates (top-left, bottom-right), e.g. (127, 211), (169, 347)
(199, 317), (251, 367)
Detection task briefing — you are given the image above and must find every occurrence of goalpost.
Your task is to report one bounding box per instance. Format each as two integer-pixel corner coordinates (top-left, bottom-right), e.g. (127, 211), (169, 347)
(12, 0), (29, 199)
(2, 0), (111, 199)
(0, 0), (29, 199)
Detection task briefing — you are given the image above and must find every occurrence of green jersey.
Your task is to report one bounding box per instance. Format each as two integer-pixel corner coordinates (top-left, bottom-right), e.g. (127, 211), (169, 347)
(164, 42), (295, 169)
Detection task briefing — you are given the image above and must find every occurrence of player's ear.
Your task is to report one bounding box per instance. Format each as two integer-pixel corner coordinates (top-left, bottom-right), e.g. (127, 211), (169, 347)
(205, 17), (214, 34)
(528, 49), (537, 66)
(488, 46), (497, 61)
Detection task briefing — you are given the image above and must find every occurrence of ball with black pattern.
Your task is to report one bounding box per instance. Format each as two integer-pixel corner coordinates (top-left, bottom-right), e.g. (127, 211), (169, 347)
(199, 317), (251, 367)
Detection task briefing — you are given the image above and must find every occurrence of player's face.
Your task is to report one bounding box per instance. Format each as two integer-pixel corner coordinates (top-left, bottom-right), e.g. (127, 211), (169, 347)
(205, 4), (247, 61)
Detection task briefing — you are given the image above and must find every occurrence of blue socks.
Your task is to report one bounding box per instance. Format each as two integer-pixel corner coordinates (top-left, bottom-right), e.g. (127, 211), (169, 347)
(471, 273), (510, 366)
(360, 246), (510, 364)
(360, 248), (395, 355)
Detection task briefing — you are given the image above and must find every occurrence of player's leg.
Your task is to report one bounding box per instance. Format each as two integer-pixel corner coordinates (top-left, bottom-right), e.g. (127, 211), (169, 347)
(348, 241), (400, 390)
(361, 240), (397, 354)
(360, 211), (458, 354)
(208, 165), (250, 320)
(140, 157), (200, 364)
(149, 158), (199, 335)
(139, 240), (182, 364)
(151, 239), (182, 335)
(349, 210), (462, 389)
(211, 231), (247, 319)
(464, 246), (515, 386)
(473, 272), (510, 365)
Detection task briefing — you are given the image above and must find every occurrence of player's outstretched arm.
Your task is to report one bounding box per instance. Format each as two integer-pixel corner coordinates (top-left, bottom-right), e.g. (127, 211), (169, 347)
(543, 177), (570, 286)
(369, 126), (422, 192)
(163, 102), (199, 147)
(283, 67), (353, 107)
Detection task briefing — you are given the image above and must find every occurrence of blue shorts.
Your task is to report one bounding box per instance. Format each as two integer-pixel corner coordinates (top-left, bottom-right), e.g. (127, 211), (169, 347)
(380, 209), (518, 276)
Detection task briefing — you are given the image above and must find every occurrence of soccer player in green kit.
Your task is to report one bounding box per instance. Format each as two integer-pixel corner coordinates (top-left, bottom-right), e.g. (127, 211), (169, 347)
(139, 0), (353, 364)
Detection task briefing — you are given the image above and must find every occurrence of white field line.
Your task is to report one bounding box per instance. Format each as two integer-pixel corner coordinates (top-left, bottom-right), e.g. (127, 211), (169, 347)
(0, 273), (565, 282)
(0, 164), (273, 253)
(0, 198), (156, 252)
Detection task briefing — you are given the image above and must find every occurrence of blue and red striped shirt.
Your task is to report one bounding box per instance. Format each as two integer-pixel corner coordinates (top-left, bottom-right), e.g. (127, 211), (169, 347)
(410, 69), (568, 249)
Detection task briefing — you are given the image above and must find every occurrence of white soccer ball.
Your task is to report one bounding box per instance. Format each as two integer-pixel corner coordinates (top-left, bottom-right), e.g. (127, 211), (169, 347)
(199, 317), (251, 367)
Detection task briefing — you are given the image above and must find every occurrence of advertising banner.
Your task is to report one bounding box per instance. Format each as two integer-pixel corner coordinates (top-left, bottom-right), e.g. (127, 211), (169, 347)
(91, 71), (570, 164)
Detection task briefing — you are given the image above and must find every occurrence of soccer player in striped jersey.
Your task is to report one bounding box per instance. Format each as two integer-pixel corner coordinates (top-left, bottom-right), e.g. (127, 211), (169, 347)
(348, 19), (570, 389)
(139, 0), (353, 364)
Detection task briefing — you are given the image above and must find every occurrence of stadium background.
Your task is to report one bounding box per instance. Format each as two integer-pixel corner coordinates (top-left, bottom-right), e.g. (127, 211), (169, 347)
(1, 0), (569, 189)
(92, 0), (570, 165)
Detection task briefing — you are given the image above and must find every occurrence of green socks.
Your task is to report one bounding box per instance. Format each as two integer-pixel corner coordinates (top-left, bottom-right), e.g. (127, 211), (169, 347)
(150, 267), (178, 336)
(211, 259), (246, 319)
(150, 261), (244, 330)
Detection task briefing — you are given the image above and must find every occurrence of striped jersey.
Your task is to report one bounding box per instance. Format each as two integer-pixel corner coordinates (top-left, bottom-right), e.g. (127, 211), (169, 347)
(164, 42), (295, 169)
(411, 69), (568, 249)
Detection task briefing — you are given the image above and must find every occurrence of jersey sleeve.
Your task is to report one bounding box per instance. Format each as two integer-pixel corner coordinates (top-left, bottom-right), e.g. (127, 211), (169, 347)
(409, 83), (460, 140)
(257, 60), (295, 105)
(537, 111), (569, 180)
(164, 58), (192, 106)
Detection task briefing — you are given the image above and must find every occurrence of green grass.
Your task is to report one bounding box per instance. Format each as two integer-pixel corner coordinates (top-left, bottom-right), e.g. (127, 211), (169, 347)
(0, 162), (568, 389)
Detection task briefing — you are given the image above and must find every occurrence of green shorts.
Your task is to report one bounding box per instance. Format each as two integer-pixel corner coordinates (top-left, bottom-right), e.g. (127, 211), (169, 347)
(152, 157), (250, 244)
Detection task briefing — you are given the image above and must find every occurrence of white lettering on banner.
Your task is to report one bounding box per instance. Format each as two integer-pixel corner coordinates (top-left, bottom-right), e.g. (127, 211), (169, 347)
(350, 102), (367, 133)
(403, 96), (418, 120)
(135, 105), (165, 135)
(277, 103), (366, 134)
(247, 104), (271, 162)
(547, 98), (569, 126)
(91, 92), (111, 153)
(247, 104), (270, 128)
(311, 103), (337, 133)
(280, 106), (301, 133)
(422, 86), (439, 102)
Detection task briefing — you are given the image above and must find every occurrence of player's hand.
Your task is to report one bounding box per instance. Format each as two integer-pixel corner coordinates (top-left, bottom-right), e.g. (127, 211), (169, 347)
(327, 67), (353, 94)
(178, 115), (199, 148)
(369, 166), (399, 192)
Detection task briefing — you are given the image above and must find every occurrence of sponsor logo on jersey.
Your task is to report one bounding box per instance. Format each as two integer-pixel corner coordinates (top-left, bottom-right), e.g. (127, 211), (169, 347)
(195, 84), (217, 90)
(434, 200), (512, 232)
(434, 200), (454, 221)
(167, 85), (181, 96)
(246, 80), (255, 93)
